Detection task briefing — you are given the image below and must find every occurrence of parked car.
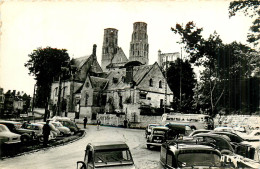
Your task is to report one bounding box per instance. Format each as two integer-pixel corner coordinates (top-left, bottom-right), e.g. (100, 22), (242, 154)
(184, 133), (235, 155)
(76, 141), (136, 169)
(165, 123), (193, 138)
(214, 126), (235, 133)
(145, 124), (160, 138)
(37, 122), (60, 138)
(243, 130), (260, 141)
(0, 124), (21, 144)
(223, 142), (260, 168)
(22, 123), (56, 142)
(50, 121), (71, 136)
(53, 117), (80, 134)
(146, 126), (169, 149)
(159, 142), (225, 168)
(0, 120), (36, 143)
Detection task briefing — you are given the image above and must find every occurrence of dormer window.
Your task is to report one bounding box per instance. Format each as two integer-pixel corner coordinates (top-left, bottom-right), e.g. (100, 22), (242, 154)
(149, 79), (153, 87)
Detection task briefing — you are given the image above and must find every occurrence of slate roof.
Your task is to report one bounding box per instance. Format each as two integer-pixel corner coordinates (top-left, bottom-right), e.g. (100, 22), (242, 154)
(105, 63), (155, 90)
(72, 55), (91, 70)
(89, 76), (109, 90)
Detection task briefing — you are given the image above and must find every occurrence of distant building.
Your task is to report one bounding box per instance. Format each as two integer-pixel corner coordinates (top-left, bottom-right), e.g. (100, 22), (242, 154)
(50, 21), (174, 121)
(0, 88), (4, 115)
(158, 50), (180, 70)
(129, 22), (149, 65)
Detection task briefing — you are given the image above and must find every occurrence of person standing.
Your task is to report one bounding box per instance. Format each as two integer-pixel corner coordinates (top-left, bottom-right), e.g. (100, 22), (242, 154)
(83, 116), (88, 129)
(42, 120), (51, 146)
(97, 118), (101, 130)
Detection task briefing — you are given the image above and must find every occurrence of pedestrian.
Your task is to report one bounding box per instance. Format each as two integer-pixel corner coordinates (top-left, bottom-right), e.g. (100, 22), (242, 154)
(124, 119), (127, 128)
(42, 120), (51, 146)
(83, 116), (88, 129)
(97, 118), (101, 130)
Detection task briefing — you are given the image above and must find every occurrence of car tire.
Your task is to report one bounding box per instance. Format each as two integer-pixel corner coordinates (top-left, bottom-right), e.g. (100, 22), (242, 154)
(191, 126), (196, 130)
(38, 136), (44, 143)
(60, 132), (65, 137)
(21, 135), (29, 143)
(147, 144), (150, 149)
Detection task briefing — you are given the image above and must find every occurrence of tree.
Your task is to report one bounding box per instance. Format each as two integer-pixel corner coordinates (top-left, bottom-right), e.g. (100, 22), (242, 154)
(229, 0), (260, 46)
(167, 58), (196, 113)
(171, 22), (258, 116)
(25, 47), (70, 107)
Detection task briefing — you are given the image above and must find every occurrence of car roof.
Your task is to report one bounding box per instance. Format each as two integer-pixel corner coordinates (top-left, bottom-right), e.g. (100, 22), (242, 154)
(168, 144), (221, 156)
(0, 120), (21, 124)
(152, 126), (169, 130)
(88, 141), (129, 151)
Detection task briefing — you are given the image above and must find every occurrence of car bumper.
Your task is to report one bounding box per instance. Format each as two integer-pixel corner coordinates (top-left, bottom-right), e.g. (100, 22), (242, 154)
(5, 140), (21, 144)
(147, 142), (163, 146)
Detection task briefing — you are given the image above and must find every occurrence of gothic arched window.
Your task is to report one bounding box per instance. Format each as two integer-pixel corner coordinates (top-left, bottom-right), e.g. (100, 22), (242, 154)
(159, 81), (162, 88)
(149, 79), (153, 87)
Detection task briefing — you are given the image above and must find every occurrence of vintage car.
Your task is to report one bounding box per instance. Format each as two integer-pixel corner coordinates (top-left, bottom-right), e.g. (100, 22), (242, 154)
(53, 117), (80, 134)
(165, 123), (193, 138)
(76, 141), (136, 169)
(0, 124), (21, 144)
(243, 130), (260, 141)
(22, 123), (56, 142)
(145, 124), (160, 138)
(147, 126), (169, 149)
(214, 126), (235, 133)
(223, 142), (260, 168)
(0, 120), (35, 143)
(182, 133), (235, 155)
(37, 122), (60, 138)
(50, 121), (71, 136)
(159, 142), (225, 168)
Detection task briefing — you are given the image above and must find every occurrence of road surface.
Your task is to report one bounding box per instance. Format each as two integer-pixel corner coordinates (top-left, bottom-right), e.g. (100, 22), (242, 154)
(0, 124), (160, 169)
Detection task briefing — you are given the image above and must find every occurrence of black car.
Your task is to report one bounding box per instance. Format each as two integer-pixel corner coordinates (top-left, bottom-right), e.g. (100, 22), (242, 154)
(181, 133), (235, 155)
(210, 131), (256, 160)
(159, 142), (225, 168)
(0, 120), (36, 143)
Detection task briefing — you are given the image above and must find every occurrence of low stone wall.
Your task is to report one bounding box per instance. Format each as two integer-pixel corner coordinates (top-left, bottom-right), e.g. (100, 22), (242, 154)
(80, 114), (163, 129)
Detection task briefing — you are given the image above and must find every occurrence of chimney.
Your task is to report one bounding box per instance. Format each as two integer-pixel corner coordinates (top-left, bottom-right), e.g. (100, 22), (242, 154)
(92, 44), (97, 59)
(13, 90), (16, 96)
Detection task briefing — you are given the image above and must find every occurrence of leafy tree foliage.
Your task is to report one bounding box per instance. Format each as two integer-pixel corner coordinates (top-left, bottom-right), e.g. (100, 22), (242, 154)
(25, 47), (70, 107)
(229, 0), (260, 46)
(167, 58), (196, 113)
(171, 22), (259, 116)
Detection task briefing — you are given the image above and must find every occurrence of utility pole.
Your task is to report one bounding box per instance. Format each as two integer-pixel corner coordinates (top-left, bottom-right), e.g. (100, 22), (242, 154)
(32, 83), (37, 122)
(164, 55), (168, 115)
(180, 47), (182, 110)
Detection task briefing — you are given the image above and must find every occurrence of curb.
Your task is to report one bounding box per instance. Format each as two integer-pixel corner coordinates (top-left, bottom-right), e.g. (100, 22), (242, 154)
(1, 130), (86, 160)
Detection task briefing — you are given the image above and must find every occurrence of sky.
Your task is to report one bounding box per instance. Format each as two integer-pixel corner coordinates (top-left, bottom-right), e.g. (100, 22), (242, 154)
(0, 0), (253, 96)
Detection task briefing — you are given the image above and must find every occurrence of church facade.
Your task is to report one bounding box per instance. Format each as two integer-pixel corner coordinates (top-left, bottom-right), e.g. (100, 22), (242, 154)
(50, 22), (174, 123)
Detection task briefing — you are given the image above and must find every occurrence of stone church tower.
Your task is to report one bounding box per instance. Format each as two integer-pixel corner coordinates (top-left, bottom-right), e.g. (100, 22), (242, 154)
(129, 22), (149, 65)
(101, 28), (119, 71)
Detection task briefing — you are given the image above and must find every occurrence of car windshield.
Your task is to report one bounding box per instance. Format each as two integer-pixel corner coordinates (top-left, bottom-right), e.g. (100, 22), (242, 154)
(0, 125), (10, 132)
(52, 123), (62, 127)
(178, 153), (221, 167)
(14, 123), (22, 129)
(94, 150), (133, 166)
(25, 125), (40, 130)
(153, 129), (166, 135)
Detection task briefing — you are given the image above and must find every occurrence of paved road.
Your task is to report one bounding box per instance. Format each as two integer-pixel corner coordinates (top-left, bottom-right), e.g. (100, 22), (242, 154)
(0, 124), (160, 169)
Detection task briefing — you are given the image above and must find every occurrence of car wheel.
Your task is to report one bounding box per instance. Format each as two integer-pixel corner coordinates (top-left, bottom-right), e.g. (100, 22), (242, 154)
(60, 132), (65, 137)
(147, 144), (150, 149)
(21, 135), (29, 143)
(38, 136), (44, 143)
(191, 126), (196, 130)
